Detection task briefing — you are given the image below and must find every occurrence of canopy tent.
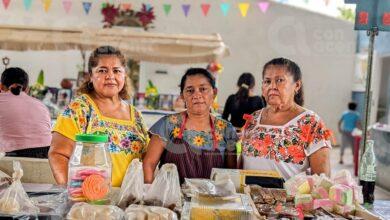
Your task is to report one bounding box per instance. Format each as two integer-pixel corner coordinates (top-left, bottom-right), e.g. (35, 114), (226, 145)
(0, 25), (230, 64)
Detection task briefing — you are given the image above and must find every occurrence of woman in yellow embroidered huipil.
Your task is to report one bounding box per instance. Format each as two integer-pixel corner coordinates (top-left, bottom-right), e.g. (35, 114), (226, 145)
(49, 46), (149, 187)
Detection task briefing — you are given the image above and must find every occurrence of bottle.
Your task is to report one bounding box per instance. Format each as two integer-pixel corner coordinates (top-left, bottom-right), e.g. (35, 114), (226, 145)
(359, 140), (376, 206)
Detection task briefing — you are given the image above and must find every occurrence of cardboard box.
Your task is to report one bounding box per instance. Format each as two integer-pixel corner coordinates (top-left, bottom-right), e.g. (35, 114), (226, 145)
(210, 168), (284, 192)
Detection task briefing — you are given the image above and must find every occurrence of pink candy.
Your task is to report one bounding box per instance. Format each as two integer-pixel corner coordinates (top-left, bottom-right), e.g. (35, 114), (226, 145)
(295, 194), (313, 211)
(313, 199), (334, 212)
(333, 170), (354, 186)
(75, 169), (108, 179)
(312, 186), (329, 199)
(329, 184), (353, 206)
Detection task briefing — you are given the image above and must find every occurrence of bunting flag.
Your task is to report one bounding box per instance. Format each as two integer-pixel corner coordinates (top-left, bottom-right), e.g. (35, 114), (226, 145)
(238, 3), (250, 17)
(121, 3), (131, 11)
(82, 1), (92, 15)
(23, 0), (32, 11)
(258, 1), (269, 13)
(303, 0), (309, 4)
(2, 0), (10, 10)
(62, 0), (72, 14)
(220, 3), (230, 16)
(101, 2), (107, 8)
(182, 4), (190, 17)
(145, 4), (152, 11)
(201, 3), (211, 17)
(163, 4), (172, 16)
(42, 0), (52, 12)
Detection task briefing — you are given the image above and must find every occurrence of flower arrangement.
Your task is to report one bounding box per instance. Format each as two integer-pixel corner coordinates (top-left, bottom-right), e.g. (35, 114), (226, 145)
(29, 70), (48, 100)
(145, 80), (159, 109)
(101, 3), (155, 30)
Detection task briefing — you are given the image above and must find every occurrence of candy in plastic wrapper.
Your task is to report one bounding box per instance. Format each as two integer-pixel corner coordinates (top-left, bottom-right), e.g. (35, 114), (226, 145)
(313, 199), (334, 212)
(329, 184), (353, 206)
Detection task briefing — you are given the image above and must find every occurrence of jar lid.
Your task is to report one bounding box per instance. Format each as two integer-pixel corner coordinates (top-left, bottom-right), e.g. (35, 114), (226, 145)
(76, 134), (108, 143)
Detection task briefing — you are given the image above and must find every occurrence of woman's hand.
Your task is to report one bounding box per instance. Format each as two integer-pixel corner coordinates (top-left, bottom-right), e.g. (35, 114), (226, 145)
(48, 132), (75, 185)
(309, 147), (331, 177)
(143, 135), (166, 184)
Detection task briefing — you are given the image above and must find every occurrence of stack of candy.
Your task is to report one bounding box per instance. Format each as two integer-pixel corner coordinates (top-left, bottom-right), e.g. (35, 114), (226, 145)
(68, 168), (110, 203)
(284, 170), (363, 217)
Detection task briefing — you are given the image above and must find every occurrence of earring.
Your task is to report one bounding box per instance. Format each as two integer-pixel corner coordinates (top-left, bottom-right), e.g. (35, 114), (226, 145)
(87, 81), (94, 90)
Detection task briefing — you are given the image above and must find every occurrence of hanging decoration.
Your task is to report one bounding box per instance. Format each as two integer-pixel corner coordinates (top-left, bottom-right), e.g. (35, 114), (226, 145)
(258, 1), (270, 13)
(182, 4), (191, 17)
(2, 0), (10, 10)
(101, 3), (155, 30)
(163, 4), (172, 16)
(42, 0), (52, 13)
(23, 0), (32, 11)
(62, 0), (72, 14)
(220, 3), (230, 16)
(207, 61), (223, 74)
(201, 3), (211, 17)
(82, 1), (92, 15)
(238, 3), (250, 17)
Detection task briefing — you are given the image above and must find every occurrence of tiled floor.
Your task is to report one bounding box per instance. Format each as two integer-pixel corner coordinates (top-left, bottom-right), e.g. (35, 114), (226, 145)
(330, 146), (390, 200)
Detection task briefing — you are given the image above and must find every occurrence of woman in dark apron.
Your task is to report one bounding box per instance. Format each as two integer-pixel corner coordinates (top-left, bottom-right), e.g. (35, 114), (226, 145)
(143, 68), (238, 184)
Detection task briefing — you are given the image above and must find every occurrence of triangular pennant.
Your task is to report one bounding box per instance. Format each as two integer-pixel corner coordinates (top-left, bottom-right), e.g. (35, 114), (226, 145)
(101, 2), (107, 8)
(82, 1), (92, 15)
(163, 4), (172, 16)
(23, 0), (32, 11)
(303, 0), (309, 4)
(145, 4), (152, 11)
(238, 3), (250, 18)
(182, 4), (190, 17)
(42, 0), (52, 12)
(220, 3), (230, 16)
(121, 3), (131, 11)
(258, 1), (269, 13)
(2, 0), (10, 10)
(201, 3), (211, 17)
(62, 0), (72, 14)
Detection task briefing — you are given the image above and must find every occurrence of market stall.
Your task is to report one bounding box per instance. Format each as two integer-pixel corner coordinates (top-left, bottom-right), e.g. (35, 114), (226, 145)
(0, 25), (229, 64)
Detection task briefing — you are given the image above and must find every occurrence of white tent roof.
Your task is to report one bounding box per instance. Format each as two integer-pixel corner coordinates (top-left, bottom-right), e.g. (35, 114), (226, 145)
(0, 25), (230, 64)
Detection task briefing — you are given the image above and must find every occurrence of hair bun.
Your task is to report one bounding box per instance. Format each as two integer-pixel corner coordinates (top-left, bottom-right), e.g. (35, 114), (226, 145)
(10, 85), (22, 95)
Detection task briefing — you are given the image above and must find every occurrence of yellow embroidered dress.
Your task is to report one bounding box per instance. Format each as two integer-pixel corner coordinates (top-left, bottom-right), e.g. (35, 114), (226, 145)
(53, 94), (149, 187)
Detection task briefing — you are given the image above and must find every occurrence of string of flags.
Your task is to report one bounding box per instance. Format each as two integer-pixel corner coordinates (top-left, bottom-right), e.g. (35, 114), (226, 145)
(1, 0), (334, 17)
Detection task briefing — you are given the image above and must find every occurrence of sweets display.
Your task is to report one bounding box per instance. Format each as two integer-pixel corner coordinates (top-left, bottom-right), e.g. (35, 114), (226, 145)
(68, 168), (110, 203)
(125, 205), (178, 220)
(183, 178), (236, 198)
(67, 202), (124, 220)
(247, 185), (299, 219)
(183, 194), (255, 220)
(68, 134), (111, 204)
(284, 170), (365, 218)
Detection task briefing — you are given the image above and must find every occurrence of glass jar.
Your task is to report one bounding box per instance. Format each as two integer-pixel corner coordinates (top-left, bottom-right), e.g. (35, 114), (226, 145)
(68, 134), (112, 204)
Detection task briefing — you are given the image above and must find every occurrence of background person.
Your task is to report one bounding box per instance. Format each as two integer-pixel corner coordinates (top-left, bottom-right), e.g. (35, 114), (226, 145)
(0, 67), (51, 158)
(222, 72), (264, 131)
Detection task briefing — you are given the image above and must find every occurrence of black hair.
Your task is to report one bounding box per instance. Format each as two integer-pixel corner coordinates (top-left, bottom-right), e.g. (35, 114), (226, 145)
(348, 102), (357, 111)
(262, 57), (304, 106)
(180, 68), (216, 93)
(1, 67), (29, 96)
(235, 72), (255, 105)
